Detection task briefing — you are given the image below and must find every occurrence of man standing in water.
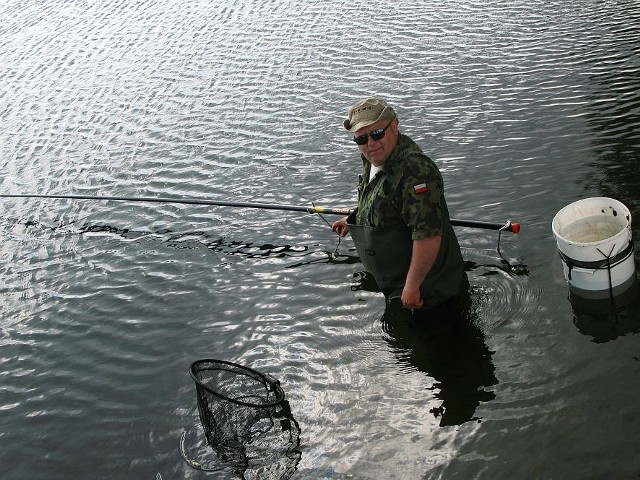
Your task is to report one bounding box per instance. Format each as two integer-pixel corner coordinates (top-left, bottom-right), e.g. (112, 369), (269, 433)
(332, 98), (468, 319)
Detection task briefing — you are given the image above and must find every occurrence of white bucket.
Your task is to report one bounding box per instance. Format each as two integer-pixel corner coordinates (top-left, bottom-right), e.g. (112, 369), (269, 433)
(551, 197), (636, 299)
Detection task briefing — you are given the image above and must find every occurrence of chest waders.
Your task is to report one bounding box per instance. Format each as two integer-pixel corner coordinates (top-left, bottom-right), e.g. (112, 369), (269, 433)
(347, 211), (413, 300)
(347, 211), (466, 309)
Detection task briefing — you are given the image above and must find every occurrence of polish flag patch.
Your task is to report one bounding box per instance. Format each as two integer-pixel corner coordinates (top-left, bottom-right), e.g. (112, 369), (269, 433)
(413, 183), (428, 194)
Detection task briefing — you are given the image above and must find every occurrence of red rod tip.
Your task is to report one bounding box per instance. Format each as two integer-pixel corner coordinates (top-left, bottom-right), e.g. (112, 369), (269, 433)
(511, 222), (521, 234)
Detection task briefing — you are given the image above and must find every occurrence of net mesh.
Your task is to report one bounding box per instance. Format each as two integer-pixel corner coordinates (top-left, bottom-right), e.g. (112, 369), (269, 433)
(184, 359), (301, 479)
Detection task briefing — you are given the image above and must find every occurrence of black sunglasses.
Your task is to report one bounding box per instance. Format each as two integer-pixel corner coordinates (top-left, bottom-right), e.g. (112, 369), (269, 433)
(353, 118), (394, 145)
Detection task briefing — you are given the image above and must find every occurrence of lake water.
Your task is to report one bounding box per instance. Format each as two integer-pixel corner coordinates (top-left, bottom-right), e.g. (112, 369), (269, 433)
(1, 0), (640, 478)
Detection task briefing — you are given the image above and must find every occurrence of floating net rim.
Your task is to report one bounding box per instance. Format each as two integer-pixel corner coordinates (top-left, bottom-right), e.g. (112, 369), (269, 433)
(189, 358), (285, 408)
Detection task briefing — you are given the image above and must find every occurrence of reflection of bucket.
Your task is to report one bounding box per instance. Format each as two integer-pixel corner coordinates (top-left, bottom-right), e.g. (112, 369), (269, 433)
(552, 197), (636, 299)
(569, 280), (640, 343)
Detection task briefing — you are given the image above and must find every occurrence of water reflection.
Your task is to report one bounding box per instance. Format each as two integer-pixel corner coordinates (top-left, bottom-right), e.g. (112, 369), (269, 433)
(465, 257), (530, 278)
(73, 220), (330, 261)
(380, 294), (498, 427)
(569, 278), (640, 343)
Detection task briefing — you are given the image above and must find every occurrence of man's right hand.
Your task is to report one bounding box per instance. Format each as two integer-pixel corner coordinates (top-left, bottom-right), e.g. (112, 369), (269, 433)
(332, 216), (350, 237)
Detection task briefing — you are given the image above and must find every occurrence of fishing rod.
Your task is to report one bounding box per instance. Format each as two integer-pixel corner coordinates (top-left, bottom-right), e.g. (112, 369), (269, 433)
(0, 193), (520, 233)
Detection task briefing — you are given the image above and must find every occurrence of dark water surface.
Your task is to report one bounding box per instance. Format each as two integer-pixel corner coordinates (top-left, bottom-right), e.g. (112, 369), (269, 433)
(1, 0), (640, 478)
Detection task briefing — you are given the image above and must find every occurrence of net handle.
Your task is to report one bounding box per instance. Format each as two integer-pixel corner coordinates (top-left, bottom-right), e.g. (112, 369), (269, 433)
(189, 359), (285, 408)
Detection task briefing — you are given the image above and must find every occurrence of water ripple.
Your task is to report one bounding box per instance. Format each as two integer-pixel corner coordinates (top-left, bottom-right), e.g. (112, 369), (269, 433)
(2, 0), (640, 478)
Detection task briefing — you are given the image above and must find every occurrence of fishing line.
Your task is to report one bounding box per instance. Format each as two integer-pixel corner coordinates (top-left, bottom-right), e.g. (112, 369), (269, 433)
(312, 201), (342, 259)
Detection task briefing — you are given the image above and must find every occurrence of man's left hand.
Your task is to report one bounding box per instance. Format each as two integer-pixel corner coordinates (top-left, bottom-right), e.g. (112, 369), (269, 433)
(401, 287), (424, 310)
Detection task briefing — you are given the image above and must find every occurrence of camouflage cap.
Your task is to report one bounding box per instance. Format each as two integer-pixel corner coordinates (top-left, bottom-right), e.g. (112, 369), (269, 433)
(343, 98), (397, 132)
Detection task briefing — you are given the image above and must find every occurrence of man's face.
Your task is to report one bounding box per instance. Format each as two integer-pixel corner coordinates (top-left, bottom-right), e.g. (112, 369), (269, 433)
(354, 118), (399, 166)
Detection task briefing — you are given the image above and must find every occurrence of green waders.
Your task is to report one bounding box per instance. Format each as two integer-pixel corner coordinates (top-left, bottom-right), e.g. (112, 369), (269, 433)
(347, 211), (466, 310)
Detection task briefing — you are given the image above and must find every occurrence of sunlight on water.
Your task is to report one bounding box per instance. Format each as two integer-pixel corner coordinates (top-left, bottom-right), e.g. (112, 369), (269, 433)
(1, 0), (640, 478)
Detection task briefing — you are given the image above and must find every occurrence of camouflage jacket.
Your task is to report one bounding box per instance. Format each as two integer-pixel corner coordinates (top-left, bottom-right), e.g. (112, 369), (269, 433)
(355, 133), (444, 240)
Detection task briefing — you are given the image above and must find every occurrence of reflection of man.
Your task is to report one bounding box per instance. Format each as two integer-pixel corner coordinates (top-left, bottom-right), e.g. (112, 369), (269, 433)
(381, 300), (498, 426)
(332, 98), (467, 317)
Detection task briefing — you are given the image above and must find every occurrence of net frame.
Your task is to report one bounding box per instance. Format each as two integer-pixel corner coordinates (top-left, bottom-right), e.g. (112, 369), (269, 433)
(190, 359), (285, 463)
(182, 359), (301, 477)
(190, 358), (285, 407)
